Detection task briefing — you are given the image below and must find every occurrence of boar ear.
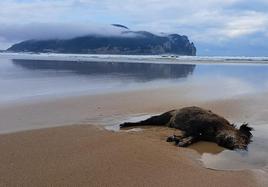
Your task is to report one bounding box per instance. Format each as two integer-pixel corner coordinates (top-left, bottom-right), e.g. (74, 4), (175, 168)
(239, 123), (253, 138)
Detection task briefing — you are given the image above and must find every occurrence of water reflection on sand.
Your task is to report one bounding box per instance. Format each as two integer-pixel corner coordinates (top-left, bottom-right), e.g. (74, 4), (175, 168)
(12, 59), (196, 81)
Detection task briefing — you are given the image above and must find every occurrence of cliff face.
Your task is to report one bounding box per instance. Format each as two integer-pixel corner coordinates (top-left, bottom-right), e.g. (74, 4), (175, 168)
(7, 26), (196, 56)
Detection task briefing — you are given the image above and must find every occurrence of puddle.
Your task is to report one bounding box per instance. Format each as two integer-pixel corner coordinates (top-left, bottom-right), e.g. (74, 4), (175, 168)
(189, 141), (225, 155)
(200, 125), (268, 171)
(84, 113), (155, 132)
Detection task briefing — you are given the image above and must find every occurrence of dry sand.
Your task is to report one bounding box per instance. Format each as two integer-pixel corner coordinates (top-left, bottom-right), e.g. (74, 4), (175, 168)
(1, 87), (267, 186)
(0, 125), (256, 187)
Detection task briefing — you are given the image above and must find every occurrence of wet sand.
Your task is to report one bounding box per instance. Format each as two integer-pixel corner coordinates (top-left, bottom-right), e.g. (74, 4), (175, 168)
(1, 85), (268, 134)
(0, 87), (268, 186)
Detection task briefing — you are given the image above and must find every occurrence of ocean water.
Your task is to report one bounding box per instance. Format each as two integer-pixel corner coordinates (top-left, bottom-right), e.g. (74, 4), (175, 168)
(1, 53), (268, 173)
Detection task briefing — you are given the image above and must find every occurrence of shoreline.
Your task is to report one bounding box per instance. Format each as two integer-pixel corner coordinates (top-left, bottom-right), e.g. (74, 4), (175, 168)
(2, 52), (268, 66)
(1, 85), (268, 134)
(0, 86), (268, 186)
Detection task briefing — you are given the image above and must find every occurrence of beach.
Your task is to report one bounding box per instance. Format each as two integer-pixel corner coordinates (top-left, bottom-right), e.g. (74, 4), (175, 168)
(1, 0), (268, 186)
(0, 87), (267, 186)
(1, 54), (268, 186)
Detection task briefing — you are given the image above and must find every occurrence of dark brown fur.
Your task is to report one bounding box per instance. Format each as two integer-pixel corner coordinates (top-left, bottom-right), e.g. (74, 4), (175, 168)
(120, 106), (253, 150)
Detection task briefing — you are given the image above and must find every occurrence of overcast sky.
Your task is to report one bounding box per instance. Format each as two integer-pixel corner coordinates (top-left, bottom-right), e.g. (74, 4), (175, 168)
(1, 0), (268, 56)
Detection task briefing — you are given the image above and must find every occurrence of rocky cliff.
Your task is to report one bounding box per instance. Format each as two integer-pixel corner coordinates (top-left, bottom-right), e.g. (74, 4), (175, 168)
(7, 25), (196, 56)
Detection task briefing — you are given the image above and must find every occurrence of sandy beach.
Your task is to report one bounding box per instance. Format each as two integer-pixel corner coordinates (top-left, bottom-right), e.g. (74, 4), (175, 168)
(1, 86), (267, 186)
(1, 0), (268, 185)
(0, 125), (256, 187)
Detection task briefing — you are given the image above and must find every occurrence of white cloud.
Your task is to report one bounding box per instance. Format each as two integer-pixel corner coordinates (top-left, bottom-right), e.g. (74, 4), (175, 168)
(221, 11), (268, 38)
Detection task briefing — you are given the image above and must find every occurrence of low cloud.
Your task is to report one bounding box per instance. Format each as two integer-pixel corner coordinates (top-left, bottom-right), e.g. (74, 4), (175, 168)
(0, 22), (131, 40)
(0, 22), (139, 49)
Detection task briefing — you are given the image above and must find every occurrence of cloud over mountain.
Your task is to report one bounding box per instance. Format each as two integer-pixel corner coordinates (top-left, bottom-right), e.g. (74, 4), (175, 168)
(1, 0), (268, 55)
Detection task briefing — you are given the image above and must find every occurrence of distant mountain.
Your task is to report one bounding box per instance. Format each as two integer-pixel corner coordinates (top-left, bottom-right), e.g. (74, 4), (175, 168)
(7, 25), (196, 56)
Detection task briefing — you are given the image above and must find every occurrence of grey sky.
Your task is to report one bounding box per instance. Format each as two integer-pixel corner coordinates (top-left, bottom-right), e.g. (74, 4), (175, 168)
(1, 0), (268, 56)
